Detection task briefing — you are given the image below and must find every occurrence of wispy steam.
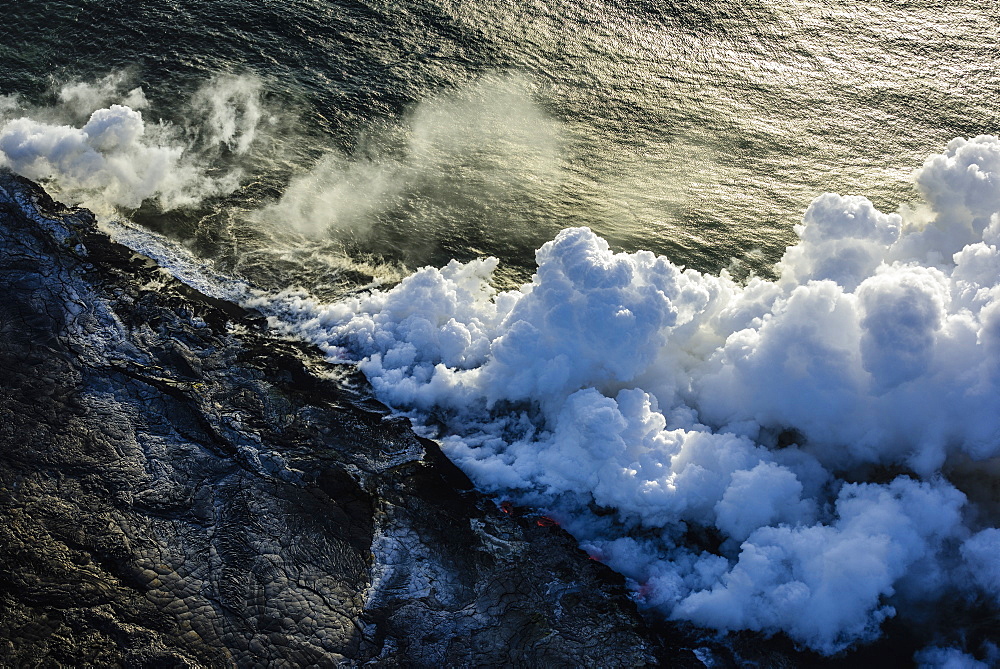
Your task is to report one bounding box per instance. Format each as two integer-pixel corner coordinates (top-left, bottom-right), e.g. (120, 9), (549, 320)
(252, 73), (561, 241)
(187, 74), (265, 156)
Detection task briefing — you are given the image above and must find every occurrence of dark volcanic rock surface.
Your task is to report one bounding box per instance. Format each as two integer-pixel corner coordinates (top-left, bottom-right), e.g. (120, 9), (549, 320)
(0, 171), (705, 667)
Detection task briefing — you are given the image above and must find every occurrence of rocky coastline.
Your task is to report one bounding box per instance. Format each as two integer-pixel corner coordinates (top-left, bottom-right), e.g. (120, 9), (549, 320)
(0, 170), (708, 666)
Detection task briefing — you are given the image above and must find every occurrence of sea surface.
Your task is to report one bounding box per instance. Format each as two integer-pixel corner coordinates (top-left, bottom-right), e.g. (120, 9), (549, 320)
(3, 1), (998, 287)
(4, 1), (1000, 663)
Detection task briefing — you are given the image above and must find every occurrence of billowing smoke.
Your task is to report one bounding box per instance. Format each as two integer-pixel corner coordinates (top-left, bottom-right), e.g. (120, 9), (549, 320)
(0, 73), (268, 214)
(252, 135), (1000, 660)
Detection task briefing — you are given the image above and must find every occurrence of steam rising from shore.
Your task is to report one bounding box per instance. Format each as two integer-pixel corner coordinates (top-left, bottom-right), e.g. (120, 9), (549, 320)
(254, 135), (1000, 660)
(0, 73), (267, 213)
(3, 71), (999, 662)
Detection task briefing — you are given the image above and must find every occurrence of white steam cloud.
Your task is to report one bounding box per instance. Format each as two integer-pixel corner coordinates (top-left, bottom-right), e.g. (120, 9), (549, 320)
(55, 70), (150, 120)
(251, 135), (1000, 660)
(4, 69), (995, 662)
(0, 73), (268, 213)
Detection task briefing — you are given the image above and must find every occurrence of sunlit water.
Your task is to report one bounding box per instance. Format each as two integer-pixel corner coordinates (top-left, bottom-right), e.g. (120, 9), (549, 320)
(4, 1), (1000, 662)
(3, 1), (997, 290)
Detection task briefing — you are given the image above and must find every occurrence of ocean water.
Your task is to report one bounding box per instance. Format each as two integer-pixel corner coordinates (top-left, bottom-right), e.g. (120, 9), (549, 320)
(5, 1), (998, 285)
(4, 0), (1000, 662)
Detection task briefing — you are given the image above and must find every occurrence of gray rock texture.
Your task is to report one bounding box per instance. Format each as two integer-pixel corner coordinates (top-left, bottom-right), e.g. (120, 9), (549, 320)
(0, 170), (706, 667)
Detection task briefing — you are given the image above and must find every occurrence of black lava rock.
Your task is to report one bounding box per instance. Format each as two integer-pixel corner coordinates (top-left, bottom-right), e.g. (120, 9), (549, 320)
(0, 170), (707, 667)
